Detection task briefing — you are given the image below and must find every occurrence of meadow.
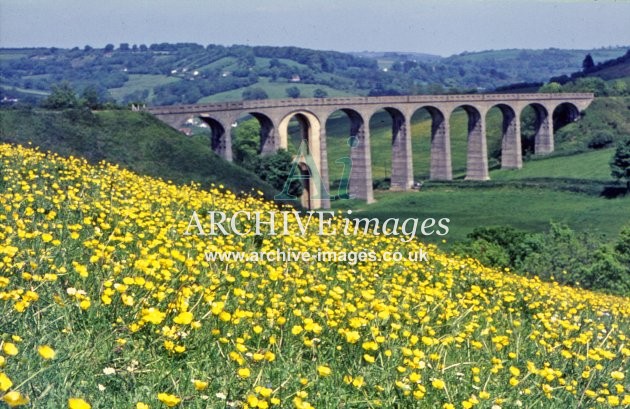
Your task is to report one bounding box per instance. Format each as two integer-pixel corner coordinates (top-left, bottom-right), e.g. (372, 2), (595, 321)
(1, 143), (628, 408)
(332, 185), (630, 245)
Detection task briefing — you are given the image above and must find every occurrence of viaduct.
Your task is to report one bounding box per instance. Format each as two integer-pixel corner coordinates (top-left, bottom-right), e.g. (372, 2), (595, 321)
(146, 93), (594, 209)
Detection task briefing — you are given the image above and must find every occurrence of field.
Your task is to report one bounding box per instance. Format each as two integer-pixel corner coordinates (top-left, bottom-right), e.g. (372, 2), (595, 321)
(199, 78), (355, 103)
(491, 149), (615, 181)
(333, 185), (630, 245)
(330, 144), (628, 244)
(108, 74), (181, 101)
(1, 143), (629, 408)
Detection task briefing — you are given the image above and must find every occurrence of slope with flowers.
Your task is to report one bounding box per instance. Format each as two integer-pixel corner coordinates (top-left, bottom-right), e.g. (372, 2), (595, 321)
(0, 143), (629, 408)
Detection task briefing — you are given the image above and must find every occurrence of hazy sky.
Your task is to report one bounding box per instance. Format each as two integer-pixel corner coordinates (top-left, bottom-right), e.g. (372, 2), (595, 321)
(1, 0), (629, 56)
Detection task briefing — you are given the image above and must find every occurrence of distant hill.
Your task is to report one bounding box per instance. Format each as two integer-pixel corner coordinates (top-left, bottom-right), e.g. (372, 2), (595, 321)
(375, 47), (629, 91)
(1, 43), (628, 106)
(548, 49), (630, 83)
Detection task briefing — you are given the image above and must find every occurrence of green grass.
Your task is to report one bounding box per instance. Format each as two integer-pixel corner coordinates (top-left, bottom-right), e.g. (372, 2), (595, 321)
(332, 186), (630, 245)
(491, 148), (615, 181)
(109, 74), (181, 101)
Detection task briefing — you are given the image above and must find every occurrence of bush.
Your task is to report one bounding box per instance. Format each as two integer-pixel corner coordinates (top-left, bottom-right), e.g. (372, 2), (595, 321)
(588, 130), (615, 149)
(455, 223), (630, 295)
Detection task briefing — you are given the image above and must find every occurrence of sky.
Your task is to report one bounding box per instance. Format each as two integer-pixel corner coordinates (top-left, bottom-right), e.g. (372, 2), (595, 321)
(1, 0), (629, 56)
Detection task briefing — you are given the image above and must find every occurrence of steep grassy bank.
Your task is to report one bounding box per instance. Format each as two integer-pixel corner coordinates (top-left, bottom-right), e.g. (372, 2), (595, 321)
(0, 108), (279, 199)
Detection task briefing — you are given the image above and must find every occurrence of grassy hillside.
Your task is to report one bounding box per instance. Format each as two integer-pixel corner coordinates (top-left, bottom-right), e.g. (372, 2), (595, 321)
(589, 62), (630, 80)
(1, 142), (628, 407)
(0, 108), (279, 199)
(108, 74), (180, 101)
(554, 96), (630, 153)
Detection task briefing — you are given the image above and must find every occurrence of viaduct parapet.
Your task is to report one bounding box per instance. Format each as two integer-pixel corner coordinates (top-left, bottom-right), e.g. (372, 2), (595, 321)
(146, 93), (594, 209)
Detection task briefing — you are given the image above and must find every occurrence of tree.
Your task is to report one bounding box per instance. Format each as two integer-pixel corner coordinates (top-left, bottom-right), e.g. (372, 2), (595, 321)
(611, 138), (630, 191)
(41, 82), (78, 109)
(257, 149), (303, 198)
(313, 88), (328, 98)
(80, 86), (102, 110)
(104, 44), (115, 52)
(242, 88), (268, 100)
(285, 86), (300, 98)
(582, 54), (595, 72)
(232, 120), (261, 170)
(538, 82), (562, 93)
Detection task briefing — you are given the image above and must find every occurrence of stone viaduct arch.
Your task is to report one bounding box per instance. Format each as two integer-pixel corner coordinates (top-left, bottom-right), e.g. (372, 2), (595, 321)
(277, 110), (327, 209)
(147, 93), (593, 209)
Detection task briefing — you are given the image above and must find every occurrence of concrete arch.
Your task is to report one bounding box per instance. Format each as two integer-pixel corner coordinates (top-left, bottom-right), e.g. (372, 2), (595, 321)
(521, 103), (553, 155)
(325, 108), (373, 203)
(412, 105), (452, 180)
(199, 115), (231, 161)
(278, 110), (321, 151)
(370, 107), (413, 190)
(278, 110), (328, 209)
(452, 104), (488, 180)
(488, 103), (522, 170)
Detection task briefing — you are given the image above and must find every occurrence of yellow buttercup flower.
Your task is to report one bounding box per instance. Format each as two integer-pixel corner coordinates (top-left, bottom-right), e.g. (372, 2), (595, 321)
(237, 367), (251, 379)
(2, 343), (18, 356)
(3, 391), (29, 407)
(0, 372), (13, 391)
(173, 311), (193, 325)
(38, 345), (56, 360)
(192, 379), (208, 391)
(68, 398), (91, 409)
(431, 378), (445, 389)
(157, 393), (181, 407)
(316, 365), (331, 377)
